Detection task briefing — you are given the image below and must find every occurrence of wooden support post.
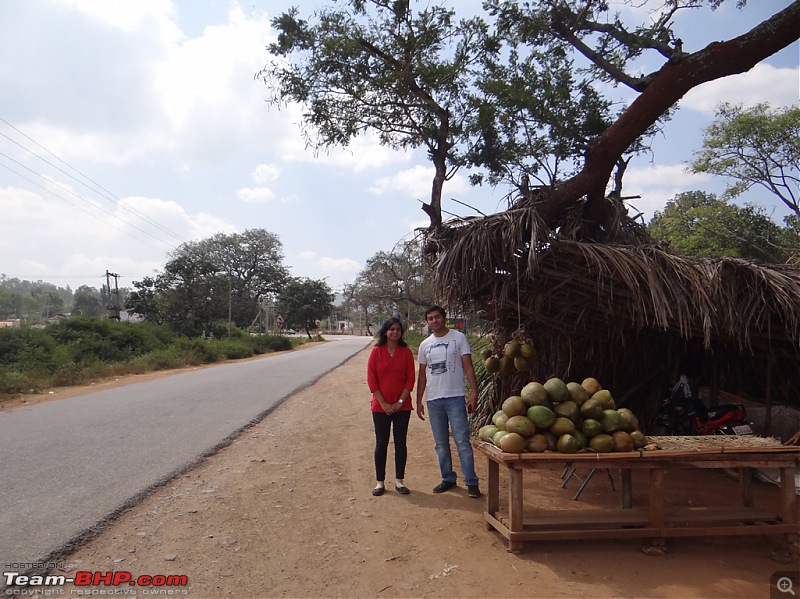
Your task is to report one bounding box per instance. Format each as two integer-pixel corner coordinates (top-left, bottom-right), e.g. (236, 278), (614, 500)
(621, 469), (633, 509)
(739, 467), (753, 507)
(508, 466), (524, 553)
(486, 458), (499, 530)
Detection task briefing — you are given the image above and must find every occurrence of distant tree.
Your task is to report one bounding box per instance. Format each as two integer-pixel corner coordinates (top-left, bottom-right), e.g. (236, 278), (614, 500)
(278, 278), (335, 339)
(72, 286), (104, 317)
(689, 103), (799, 217)
(0, 288), (22, 320)
(648, 190), (791, 262)
(125, 229), (289, 335)
(343, 239), (433, 329)
(124, 276), (164, 325)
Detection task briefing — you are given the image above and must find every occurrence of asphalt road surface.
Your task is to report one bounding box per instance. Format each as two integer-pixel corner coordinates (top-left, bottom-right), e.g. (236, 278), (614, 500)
(0, 335), (372, 579)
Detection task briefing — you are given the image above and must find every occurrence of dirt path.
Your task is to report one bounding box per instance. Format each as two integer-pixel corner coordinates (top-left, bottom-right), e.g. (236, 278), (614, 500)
(18, 345), (794, 598)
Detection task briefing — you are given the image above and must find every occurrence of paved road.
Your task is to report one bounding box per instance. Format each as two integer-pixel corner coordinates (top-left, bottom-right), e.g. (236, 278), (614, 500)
(0, 335), (372, 576)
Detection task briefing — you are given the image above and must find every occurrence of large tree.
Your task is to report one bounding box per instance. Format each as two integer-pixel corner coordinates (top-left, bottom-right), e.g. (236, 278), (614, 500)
(343, 238), (434, 328)
(259, 0), (486, 230)
(688, 103), (799, 217)
(125, 229), (289, 335)
(469, 0), (800, 239)
(278, 278), (335, 339)
(647, 190), (793, 263)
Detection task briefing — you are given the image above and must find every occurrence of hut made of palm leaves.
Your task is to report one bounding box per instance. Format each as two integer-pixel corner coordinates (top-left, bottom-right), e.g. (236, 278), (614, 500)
(428, 198), (800, 429)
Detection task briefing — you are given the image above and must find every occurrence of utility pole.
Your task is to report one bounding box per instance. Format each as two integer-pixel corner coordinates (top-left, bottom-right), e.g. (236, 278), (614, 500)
(227, 274), (232, 337)
(105, 270), (121, 320)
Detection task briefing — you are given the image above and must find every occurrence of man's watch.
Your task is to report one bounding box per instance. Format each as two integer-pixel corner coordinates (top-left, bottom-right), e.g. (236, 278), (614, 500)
(399, 399), (404, 404)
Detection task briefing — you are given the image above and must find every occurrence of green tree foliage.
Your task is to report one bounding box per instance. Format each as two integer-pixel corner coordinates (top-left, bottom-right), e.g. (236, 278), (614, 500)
(467, 3), (619, 189)
(342, 239), (433, 328)
(72, 285), (104, 317)
(125, 229), (289, 335)
(647, 190), (794, 262)
(260, 1), (799, 236)
(259, 0), (486, 229)
(689, 103), (799, 217)
(278, 278), (335, 339)
(0, 277), (74, 320)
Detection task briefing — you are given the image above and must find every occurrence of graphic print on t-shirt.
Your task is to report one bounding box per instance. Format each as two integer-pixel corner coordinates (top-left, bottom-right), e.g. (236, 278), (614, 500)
(425, 340), (454, 375)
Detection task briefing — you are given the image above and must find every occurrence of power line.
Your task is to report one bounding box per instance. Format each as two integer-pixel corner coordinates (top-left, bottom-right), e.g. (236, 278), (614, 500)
(0, 117), (188, 246)
(0, 157), (172, 254)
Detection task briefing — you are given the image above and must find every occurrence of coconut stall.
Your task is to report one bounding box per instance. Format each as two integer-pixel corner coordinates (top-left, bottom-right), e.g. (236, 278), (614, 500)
(419, 185), (800, 553)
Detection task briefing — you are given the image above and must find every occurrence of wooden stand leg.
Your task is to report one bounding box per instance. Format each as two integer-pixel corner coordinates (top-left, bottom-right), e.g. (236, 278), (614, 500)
(646, 468), (666, 553)
(621, 469), (632, 509)
(739, 467), (753, 507)
(508, 466), (524, 553)
(779, 466), (799, 561)
(486, 458), (499, 530)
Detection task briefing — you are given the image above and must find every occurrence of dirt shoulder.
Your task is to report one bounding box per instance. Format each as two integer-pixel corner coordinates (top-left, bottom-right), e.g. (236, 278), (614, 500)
(26, 345), (793, 598)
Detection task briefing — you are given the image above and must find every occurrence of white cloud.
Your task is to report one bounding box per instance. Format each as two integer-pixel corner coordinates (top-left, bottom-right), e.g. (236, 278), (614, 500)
(237, 187), (276, 204)
(370, 165), (470, 198)
(298, 251), (317, 260)
(280, 130), (411, 173)
(252, 163), (281, 184)
(59, 0), (182, 38)
(681, 64), (799, 116)
(320, 256), (361, 272)
(622, 164), (712, 221)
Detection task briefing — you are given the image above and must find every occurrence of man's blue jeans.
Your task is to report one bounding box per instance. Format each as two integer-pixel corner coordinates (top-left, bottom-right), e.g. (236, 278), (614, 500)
(426, 396), (479, 486)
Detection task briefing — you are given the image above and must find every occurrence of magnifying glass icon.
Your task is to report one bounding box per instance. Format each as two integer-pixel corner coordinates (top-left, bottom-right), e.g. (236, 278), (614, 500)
(778, 577), (796, 595)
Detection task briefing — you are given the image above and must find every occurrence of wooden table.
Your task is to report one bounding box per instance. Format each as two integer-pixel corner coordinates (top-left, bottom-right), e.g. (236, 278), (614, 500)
(473, 438), (800, 554)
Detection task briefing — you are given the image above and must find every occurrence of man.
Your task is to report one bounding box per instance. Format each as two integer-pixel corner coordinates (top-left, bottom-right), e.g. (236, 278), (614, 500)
(415, 305), (481, 498)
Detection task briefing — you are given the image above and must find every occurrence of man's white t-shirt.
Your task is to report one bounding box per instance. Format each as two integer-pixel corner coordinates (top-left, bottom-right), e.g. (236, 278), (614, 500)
(418, 328), (472, 401)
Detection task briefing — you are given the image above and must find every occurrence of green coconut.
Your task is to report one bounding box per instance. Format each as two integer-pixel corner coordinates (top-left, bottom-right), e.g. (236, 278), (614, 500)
(505, 415), (536, 437)
(520, 382), (549, 407)
(502, 395), (527, 417)
(543, 377), (570, 403)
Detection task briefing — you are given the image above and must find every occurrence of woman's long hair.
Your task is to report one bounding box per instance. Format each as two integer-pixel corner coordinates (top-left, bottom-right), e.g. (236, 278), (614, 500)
(376, 317), (407, 347)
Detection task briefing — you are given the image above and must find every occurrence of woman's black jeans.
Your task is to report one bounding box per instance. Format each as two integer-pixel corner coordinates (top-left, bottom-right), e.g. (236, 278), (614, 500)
(372, 410), (411, 482)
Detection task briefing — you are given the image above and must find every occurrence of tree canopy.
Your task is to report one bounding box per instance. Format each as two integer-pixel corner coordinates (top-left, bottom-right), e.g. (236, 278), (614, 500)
(125, 229), (289, 335)
(647, 190), (795, 263)
(689, 103), (800, 217)
(260, 0), (486, 230)
(261, 1), (800, 237)
(278, 277), (335, 339)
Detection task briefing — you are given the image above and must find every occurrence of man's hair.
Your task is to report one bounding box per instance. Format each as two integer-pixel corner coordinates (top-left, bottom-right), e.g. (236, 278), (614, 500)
(425, 305), (446, 319)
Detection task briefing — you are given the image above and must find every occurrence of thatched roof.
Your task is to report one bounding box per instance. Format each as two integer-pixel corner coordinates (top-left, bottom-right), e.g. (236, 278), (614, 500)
(429, 197), (800, 418)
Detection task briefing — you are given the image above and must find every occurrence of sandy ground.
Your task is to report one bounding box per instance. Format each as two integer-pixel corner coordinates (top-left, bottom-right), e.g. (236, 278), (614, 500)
(10, 343), (797, 599)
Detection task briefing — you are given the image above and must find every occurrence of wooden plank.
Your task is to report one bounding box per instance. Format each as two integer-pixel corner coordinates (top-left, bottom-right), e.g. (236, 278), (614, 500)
(493, 507), (782, 529)
(486, 458), (499, 518)
(650, 469), (665, 528)
(508, 467), (524, 553)
(779, 466), (799, 525)
(739, 467), (753, 507)
(621, 468), (632, 509)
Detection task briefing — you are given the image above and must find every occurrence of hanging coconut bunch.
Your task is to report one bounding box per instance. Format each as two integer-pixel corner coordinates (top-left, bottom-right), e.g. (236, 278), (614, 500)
(482, 332), (537, 376)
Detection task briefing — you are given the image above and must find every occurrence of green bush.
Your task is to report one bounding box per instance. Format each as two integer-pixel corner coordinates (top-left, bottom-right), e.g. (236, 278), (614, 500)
(0, 317), (304, 398)
(252, 334), (293, 353)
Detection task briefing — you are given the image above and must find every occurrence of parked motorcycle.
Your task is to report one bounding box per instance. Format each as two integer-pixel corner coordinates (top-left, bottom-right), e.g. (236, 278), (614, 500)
(650, 375), (753, 436)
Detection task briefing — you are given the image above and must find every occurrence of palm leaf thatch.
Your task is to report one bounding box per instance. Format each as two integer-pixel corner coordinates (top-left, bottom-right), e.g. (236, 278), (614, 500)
(428, 195), (800, 424)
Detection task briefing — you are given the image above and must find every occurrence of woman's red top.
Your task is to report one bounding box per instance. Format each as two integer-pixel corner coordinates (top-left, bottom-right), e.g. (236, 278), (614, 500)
(366, 344), (415, 413)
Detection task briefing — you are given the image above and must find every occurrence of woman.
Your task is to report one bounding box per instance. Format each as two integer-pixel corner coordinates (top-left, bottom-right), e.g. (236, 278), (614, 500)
(367, 317), (415, 496)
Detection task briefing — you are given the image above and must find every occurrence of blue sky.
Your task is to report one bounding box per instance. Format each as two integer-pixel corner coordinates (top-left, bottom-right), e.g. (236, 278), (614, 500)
(0, 0), (797, 295)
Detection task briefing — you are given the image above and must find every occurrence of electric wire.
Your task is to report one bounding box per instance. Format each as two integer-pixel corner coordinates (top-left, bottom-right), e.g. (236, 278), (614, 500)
(0, 157), (170, 254)
(0, 117), (188, 245)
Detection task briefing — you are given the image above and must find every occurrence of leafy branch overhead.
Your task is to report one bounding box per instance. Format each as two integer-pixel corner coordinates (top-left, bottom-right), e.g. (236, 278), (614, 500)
(259, 0), (800, 239)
